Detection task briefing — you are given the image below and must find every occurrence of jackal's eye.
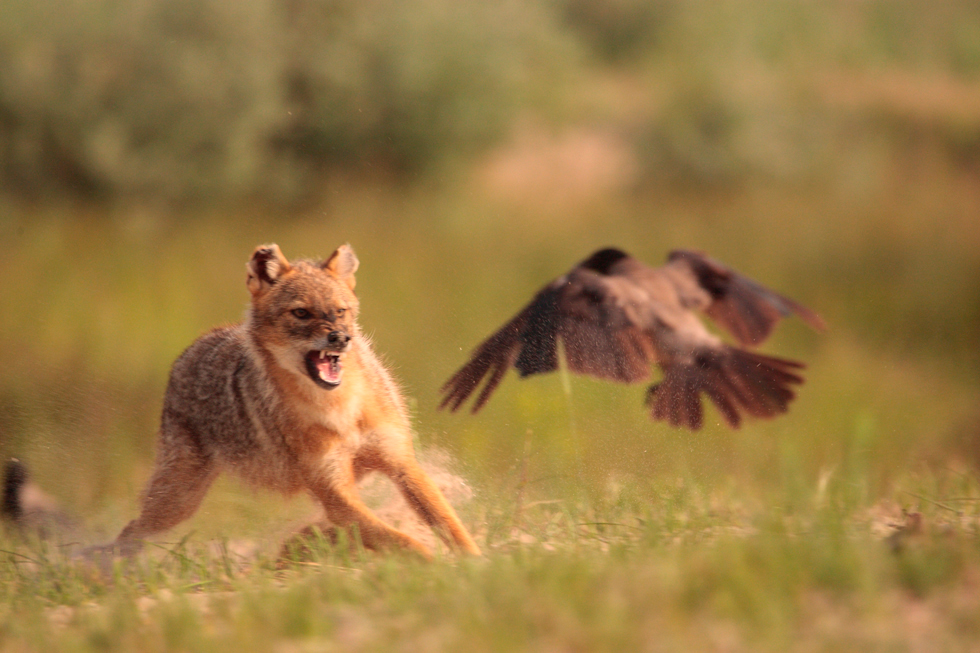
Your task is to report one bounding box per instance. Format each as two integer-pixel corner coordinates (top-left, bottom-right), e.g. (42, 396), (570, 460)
(335, 308), (346, 317)
(291, 308), (312, 319)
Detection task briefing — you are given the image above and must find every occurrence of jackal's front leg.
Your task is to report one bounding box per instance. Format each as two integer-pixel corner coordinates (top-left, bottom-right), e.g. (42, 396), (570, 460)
(379, 453), (482, 557)
(296, 461), (435, 560)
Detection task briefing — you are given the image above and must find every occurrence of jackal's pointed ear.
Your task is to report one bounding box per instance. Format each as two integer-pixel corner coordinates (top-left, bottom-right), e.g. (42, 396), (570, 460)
(322, 244), (359, 291)
(246, 244), (291, 296)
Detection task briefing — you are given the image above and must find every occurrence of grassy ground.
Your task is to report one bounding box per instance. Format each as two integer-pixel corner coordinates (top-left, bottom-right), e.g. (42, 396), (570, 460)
(1, 479), (979, 652)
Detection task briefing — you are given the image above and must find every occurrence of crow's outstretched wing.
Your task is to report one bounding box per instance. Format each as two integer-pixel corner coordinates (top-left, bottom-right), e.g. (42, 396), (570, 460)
(440, 263), (652, 413)
(664, 250), (825, 347)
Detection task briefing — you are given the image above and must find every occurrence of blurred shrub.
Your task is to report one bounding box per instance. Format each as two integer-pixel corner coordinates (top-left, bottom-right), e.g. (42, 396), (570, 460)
(0, 0), (289, 200)
(0, 0), (576, 202)
(271, 0), (577, 183)
(3, 0), (980, 202)
(557, 0), (676, 63)
(562, 0), (980, 188)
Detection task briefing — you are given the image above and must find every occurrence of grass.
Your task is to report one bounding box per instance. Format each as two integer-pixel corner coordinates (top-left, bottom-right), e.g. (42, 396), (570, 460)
(1, 478), (979, 652)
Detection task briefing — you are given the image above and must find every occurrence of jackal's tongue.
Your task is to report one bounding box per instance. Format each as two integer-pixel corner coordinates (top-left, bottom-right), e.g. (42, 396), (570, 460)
(313, 351), (341, 384)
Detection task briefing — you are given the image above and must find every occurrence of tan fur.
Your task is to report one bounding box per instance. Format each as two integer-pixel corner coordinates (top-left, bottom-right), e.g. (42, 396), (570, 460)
(104, 243), (480, 559)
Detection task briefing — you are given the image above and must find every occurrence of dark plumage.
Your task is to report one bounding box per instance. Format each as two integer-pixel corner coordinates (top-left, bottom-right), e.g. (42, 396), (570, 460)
(440, 248), (824, 430)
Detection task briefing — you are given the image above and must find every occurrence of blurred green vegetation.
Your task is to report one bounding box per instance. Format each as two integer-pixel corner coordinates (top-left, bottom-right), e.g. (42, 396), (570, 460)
(0, 0), (977, 542)
(0, 0), (578, 201)
(5, 0), (980, 200)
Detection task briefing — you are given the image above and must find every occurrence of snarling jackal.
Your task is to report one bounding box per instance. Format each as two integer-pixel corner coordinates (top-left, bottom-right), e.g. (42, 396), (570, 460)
(105, 244), (480, 559)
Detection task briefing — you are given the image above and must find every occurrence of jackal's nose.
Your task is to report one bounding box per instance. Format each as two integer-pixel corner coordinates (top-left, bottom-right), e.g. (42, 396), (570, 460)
(327, 331), (351, 347)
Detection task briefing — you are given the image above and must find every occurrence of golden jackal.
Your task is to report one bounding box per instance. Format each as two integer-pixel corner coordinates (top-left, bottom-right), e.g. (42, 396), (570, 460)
(104, 244), (480, 559)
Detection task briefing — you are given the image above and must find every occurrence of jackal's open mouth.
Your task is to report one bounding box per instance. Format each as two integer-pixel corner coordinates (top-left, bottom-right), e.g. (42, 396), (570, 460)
(305, 350), (343, 389)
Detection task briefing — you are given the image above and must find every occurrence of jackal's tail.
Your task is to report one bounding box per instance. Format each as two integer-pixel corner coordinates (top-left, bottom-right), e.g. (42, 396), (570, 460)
(2, 458), (27, 523)
(645, 347), (805, 430)
(2, 458), (78, 541)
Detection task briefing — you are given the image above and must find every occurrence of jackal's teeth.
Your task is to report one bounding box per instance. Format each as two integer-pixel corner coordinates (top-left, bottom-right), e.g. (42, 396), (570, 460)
(320, 350), (327, 360)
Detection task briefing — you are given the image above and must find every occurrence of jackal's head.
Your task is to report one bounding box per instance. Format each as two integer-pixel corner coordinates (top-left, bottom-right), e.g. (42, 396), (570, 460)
(246, 243), (360, 390)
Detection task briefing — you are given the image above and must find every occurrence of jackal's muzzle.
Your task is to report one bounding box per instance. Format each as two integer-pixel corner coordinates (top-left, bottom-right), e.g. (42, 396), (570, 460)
(304, 331), (352, 389)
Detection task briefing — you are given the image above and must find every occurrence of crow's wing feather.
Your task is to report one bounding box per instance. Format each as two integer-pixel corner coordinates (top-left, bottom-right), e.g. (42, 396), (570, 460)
(666, 250), (825, 346)
(439, 310), (528, 413)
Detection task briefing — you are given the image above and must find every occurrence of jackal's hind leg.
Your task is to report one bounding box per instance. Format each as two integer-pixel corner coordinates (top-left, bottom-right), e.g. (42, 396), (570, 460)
(112, 435), (218, 557)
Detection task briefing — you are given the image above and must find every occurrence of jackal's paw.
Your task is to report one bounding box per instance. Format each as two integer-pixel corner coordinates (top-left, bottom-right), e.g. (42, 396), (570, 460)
(277, 524), (342, 566)
(276, 523), (433, 567)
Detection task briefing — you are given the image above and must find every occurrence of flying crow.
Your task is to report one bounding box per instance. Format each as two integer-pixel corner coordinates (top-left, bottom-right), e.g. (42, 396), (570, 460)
(440, 248), (824, 430)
